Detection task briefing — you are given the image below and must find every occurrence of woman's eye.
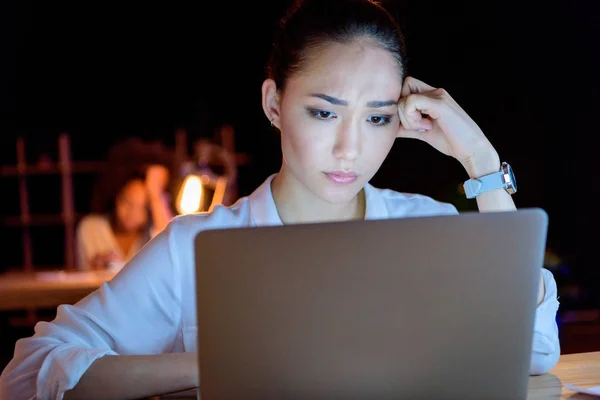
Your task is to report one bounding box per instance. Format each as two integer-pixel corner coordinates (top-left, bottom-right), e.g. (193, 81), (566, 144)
(368, 115), (391, 126)
(308, 108), (336, 120)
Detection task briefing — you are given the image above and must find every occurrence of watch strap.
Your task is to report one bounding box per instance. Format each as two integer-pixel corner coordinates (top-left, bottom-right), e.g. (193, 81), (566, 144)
(463, 170), (506, 199)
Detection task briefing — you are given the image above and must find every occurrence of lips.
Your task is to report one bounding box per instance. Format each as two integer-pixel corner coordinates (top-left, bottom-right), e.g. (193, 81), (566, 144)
(324, 171), (358, 185)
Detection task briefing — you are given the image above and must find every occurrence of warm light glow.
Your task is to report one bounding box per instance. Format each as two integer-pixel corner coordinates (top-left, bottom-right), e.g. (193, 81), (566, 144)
(177, 175), (203, 215)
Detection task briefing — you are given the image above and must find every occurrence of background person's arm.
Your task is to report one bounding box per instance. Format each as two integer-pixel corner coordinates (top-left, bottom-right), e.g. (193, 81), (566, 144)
(146, 164), (175, 233)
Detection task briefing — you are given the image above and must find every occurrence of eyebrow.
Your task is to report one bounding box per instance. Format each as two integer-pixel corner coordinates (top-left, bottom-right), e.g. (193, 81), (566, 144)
(366, 100), (398, 108)
(309, 93), (397, 108)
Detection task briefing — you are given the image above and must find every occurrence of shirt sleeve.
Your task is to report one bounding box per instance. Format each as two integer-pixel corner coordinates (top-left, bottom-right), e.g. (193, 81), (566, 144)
(0, 220), (183, 400)
(529, 268), (560, 375)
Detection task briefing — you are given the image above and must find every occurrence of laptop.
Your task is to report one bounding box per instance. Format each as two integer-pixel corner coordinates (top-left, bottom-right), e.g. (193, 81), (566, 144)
(194, 208), (548, 400)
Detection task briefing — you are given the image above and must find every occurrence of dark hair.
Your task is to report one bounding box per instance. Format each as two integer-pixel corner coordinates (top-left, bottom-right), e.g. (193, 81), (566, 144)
(90, 138), (173, 214)
(266, 0), (407, 91)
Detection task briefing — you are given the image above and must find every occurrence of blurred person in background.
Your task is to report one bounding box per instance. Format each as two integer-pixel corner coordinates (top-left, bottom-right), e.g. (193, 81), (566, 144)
(76, 138), (175, 270)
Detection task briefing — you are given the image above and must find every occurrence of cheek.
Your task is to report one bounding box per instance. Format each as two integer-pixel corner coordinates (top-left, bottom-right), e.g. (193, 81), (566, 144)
(285, 129), (318, 159)
(362, 130), (397, 165)
(115, 203), (127, 218)
(281, 112), (331, 163)
(136, 211), (149, 224)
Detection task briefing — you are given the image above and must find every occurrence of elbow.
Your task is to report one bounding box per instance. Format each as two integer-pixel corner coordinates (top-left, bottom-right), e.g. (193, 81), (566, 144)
(0, 373), (32, 400)
(529, 345), (561, 376)
(1, 335), (112, 400)
(0, 337), (48, 400)
(0, 374), (13, 400)
(529, 358), (557, 376)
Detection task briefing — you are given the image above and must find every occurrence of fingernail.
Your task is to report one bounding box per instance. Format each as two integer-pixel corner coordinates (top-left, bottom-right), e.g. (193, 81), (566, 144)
(417, 128), (427, 132)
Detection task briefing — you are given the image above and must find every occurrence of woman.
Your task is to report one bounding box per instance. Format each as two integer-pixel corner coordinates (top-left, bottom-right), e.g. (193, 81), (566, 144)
(76, 139), (175, 270)
(0, 1), (560, 399)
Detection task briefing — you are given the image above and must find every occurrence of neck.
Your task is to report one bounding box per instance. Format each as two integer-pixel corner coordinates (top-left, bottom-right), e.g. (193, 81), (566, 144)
(111, 218), (143, 237)
(114, 230), (140, 238)
(271, 166), (365, 225)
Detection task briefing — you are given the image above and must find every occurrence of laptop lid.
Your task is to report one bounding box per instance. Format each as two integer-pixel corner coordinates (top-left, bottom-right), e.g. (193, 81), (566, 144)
(194, 208), (548, 400)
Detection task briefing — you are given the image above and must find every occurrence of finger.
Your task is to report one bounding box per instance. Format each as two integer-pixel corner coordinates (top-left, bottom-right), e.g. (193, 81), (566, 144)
(401, 76), (436, 97)
(397, 95), (435, 131)
(404, 93), (443, 121)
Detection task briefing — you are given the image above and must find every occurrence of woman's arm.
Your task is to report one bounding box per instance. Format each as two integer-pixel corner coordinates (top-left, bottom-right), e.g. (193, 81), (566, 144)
(462, 149), (547, 305)
(148, 191), (175, 233)
(463, 150), (517, 213)
(63, 353), (197, 400)
(0, 221), (185, 400)
(463, 149), (560, 375)
(528, 269), (561, 375)
(146, 164), (175, 233)
(395, 77), (560, 375)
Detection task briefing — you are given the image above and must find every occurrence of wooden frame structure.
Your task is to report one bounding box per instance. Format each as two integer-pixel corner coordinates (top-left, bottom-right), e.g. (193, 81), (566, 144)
(1, 129), (249, 275)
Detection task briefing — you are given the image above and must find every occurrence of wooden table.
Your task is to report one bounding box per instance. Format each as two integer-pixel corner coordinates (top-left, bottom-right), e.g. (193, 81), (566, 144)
(157, 352), (600, 399)
(1, 271), (597, 398)
(0, 270), (117, 310)
(528, 351), (600, 399)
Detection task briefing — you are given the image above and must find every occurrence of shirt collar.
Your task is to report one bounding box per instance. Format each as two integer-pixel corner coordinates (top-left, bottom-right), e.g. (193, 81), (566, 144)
(248, 174), (284, 227)
(248, 174), (388, 226)
(363, 182), (389, 220)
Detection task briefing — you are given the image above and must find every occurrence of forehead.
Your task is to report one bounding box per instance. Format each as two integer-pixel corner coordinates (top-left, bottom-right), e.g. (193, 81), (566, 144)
(284, 41), (403, 102)
(119, 179), (147, 199)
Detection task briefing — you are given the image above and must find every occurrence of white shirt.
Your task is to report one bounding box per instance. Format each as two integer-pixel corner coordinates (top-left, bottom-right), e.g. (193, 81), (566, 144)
(0, 174), (560, 400)
(75, 214), (150, 270)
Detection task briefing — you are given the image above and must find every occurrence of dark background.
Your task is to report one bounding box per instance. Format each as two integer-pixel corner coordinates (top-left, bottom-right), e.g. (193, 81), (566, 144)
(0, 1), (595, 298)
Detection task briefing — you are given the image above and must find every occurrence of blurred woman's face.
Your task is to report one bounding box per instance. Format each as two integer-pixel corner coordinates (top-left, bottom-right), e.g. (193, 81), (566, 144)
(115, 179), (148, 232)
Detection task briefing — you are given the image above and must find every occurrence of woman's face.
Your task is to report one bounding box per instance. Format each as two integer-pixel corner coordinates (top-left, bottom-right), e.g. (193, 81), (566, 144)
(266, 40), (403, 204)
(115, 179), (149, 232)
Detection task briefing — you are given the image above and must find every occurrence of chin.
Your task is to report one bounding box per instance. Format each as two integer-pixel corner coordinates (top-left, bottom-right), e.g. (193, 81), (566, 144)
(313, 181), (364, 205)
(122, 224), (141, 233)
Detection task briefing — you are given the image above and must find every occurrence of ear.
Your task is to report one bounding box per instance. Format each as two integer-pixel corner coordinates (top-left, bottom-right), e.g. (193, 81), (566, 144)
(261, 78), (281, 129)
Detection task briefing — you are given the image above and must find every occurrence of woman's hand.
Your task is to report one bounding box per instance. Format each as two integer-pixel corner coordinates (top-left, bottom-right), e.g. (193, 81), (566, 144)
(397, 76), (500, 178)
(145, 164), (170, 197)
(90, 251), (121, 270)
(145, 163), (175, 232)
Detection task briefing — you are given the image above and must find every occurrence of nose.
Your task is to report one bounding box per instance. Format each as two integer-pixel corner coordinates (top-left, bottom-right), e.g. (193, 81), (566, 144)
(332, 120), (360, 161)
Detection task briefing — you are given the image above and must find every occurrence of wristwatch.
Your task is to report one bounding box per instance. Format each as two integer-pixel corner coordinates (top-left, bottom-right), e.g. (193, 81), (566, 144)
(463, 162), (517, 199)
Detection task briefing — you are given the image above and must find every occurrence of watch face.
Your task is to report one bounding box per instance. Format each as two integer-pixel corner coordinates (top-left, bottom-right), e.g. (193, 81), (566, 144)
(503, 163), (517, 194)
